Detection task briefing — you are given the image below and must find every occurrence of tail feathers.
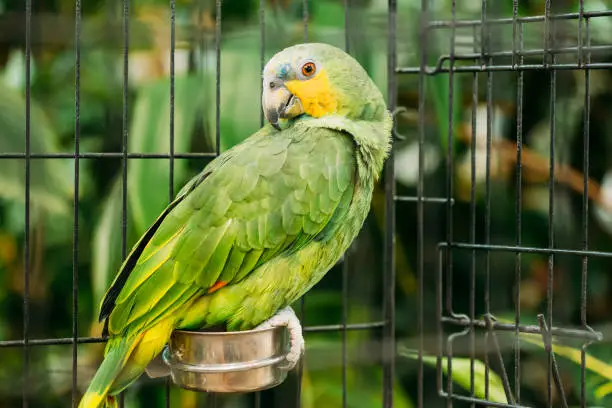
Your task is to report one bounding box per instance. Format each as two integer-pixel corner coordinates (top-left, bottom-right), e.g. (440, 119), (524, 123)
(78, 394), (118, 408)
(78, 337), (137, 408)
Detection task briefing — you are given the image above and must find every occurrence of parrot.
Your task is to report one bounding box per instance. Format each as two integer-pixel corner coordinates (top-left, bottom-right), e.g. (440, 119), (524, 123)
(78, 42), (392, 408)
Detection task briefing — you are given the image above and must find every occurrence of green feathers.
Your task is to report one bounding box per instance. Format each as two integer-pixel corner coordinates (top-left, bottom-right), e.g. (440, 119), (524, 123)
(102, 124), (357, 338)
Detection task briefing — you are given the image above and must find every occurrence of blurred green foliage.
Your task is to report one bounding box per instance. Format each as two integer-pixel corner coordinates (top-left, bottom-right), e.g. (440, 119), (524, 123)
(1, 0), (612, 407)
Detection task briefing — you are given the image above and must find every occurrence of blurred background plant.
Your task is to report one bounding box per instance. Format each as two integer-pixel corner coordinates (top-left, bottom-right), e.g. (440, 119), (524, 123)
(1, 0), (612, 407)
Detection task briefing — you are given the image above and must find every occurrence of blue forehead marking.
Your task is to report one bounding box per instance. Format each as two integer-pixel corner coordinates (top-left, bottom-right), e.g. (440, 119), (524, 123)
(277, 63), (291, 79)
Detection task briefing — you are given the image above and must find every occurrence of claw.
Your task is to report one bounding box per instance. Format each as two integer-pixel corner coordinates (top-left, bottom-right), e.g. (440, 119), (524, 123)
(255, 306), (304, 371)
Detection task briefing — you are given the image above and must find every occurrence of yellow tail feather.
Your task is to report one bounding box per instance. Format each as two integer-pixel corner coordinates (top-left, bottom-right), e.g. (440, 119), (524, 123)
(78, 393), (117, 408)
(109, 319), (174, 395)
(79, 319), (175, 408)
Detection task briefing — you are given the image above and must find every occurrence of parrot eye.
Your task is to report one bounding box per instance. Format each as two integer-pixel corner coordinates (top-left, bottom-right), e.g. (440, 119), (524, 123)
(301, 62), (315, 76)
(299, 61), (317, 79)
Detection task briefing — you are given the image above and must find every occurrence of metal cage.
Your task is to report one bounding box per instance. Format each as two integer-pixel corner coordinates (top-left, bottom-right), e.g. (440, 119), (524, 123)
(0, 0), (608, 407)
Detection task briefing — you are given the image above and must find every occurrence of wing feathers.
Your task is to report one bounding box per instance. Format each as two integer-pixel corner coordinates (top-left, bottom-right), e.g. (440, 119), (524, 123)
(99, 171), (211, 326)
(103, 127), (356, 337)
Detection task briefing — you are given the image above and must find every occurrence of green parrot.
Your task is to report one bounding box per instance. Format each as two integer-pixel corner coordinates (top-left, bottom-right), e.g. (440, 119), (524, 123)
(79, 42), (392, 408)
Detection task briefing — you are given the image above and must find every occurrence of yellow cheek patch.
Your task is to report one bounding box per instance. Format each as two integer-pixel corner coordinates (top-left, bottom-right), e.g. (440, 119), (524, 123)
(285, 69), (338, 118)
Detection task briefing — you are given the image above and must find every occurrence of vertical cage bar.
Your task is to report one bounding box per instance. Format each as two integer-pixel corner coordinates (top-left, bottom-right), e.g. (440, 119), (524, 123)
(208, 2), (222, 407)
(215, 0), (222, 157)
(436, 245), (444, 400)
(445, 0), (457, 314)
(197, 0), (205, 73)
(119, 0), (131, 405)
(169, 0), (176, 201)
(121, 0), (130, 281)
(544, 1), (556, 406)
(296, 2), (309, 407)
(444, 2), (456, 405)
(468, 21), (479, 408)
(302, 0), (309, 41)
(383, 0), (397, 407)
(481, 0), (493, 400)
(342, 2), (350, 408)
(167, 0), (177, 406)
(580, 6), (592, 408)
(22, 0), (32, 406)
(416, 0), (428, 407)
(255, 2), (265, 406)
(341, 225), (349, 408)
(121, 0), (130, 294)
(512, 0), (524, 404)
(72, 0), (83, 405)
(259, 0), (265, 128)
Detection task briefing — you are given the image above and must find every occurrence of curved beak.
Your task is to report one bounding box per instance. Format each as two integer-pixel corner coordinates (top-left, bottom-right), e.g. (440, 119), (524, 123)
(262, 79), (304, 130)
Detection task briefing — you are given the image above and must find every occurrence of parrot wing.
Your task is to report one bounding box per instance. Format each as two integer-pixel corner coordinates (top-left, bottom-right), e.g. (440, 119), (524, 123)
(99, 125), (356, 337)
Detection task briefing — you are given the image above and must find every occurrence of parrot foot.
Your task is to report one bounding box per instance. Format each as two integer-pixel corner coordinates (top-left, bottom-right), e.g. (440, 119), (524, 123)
(255, 306), (304, 371)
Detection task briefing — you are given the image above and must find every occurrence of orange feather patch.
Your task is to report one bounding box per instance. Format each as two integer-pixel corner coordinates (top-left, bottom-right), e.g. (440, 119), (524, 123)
(207, 280), (228, 294)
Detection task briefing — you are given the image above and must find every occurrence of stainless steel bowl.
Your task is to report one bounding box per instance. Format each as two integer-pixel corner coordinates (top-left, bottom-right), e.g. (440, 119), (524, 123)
(162, 326), (290, 393)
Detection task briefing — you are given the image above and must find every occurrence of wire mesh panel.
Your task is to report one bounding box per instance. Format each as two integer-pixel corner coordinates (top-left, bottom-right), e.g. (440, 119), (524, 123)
(395, 0), (609, 407)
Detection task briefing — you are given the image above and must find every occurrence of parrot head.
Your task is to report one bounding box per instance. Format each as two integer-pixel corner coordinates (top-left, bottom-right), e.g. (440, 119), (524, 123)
(262, 43), (388, 130)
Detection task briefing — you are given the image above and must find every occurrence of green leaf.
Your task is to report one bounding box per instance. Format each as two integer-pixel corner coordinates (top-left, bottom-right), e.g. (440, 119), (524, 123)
(518, 330), (612, 405)
(128, 74), (205, 233)
(595, 381), (612, 401)
(91, 177), (127, 308)
(198, 29), (266, 152)
(399, 347), (508, 404)
(581, 1), (612, 43)
(429, 73), (462, 153)
(302, 337), (414, 408)
(496, 316), (612, 406)
(520, 334), (612, 382)
(0, 82), (73, 216)
(2, 49), (35, 92)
